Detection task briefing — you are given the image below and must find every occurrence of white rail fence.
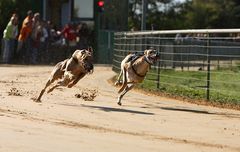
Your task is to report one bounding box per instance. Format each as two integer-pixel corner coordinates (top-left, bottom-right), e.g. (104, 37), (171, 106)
(112, 29), (240, 103)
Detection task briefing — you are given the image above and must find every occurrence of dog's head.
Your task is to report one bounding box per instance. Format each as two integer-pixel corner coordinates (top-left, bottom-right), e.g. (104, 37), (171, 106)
(72, 47), (94, 73)
(144, 49), (159, 64)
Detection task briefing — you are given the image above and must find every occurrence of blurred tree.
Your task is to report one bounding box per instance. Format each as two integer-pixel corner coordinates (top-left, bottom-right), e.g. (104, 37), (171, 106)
(128, 0), (240, 30)
(102, 0), (129, 31)
(0, 0), (41, 38)
(184, 0), (239, 28)
(128, 0), (192, 30)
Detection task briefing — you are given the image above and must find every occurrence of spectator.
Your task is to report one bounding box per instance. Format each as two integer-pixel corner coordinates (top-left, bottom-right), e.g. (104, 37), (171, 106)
(76, 22), (89, 49)
(60, 23), (77, 57)
(31, 12), (41, 40)
(46, 21), (54, 42)
(61, 22), (77, 47)
(39, 21), (49, 63)
(31, 12), (41, 64)
(17, 10), (33, 53)
(17, 10), (33, 63)
(47, 21), (60, 44)
(2, 13), (18, 63)
(175, 33), (183, 44)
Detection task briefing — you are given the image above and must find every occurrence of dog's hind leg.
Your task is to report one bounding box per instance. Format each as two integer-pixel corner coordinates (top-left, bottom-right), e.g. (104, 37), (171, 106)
(47, 71), (73, 93)
(117, 84), (134, 106)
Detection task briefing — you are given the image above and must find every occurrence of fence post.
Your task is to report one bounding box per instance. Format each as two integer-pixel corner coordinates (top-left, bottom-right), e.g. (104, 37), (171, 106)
(157, 37), (161, 89)
(206, 33), (211, 100)
(157, 55), (161, 89)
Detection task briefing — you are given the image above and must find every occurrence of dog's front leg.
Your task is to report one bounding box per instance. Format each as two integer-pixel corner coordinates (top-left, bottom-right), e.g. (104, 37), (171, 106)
(36, 79), (53, 102)
(67, 73), (86, 88)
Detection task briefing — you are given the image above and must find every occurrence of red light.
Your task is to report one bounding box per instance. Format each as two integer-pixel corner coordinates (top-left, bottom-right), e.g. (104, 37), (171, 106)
(98, 1), (104, 7)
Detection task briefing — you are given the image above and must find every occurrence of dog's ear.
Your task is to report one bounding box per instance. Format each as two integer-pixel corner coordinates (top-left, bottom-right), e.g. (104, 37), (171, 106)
(72, 50), (80, 58)
(144, 50), (148, 55)
(72, 50), (84, 62)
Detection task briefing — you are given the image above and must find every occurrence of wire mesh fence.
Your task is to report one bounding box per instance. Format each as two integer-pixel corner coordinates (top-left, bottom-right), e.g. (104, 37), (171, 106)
(112, 29), (240, 103)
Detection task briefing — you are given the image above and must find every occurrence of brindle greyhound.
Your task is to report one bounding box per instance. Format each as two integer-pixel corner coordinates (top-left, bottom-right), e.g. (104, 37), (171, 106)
(115, 49), (159, 105)
(35, 47), (94, 102)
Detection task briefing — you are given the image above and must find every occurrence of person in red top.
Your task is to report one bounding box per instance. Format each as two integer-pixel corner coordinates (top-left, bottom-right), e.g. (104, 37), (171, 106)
(61, 23), (77, 47)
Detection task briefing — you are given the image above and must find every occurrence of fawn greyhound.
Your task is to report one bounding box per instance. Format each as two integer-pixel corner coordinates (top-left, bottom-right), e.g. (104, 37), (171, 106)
(115, 49), (159, 105)
(36, 47), (94, 102)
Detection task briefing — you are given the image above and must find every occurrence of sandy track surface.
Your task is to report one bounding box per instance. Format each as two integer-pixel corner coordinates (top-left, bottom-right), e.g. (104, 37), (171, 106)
(0, 65), (239, 152)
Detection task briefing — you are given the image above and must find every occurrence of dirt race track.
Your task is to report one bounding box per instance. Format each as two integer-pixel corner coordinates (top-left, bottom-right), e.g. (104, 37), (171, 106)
(0, 65), (239, 152)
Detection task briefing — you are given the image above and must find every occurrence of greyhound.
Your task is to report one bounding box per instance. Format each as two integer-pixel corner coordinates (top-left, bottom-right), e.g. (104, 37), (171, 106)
(115, 49), (159, 105)
(35, 47), (94, 102)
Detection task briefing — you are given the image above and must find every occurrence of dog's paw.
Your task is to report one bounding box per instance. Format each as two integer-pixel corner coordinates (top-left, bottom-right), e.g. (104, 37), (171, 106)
(35, 99), (42, 103)
(117, 102), (122, 106)
(67, 83), (74, 88)
(31, 97), (42, 103)
(114, 81), (122, 86)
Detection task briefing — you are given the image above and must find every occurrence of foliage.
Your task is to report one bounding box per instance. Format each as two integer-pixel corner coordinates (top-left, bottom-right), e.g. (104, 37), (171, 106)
(184, 0), (240, 28)
(0, 0), (41, 37)
(128, 0), (240, 30)
(101, 0), (129, 31)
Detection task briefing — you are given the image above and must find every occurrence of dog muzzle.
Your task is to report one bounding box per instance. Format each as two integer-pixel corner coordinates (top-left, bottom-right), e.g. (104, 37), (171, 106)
(84, 62), (94, 74)
(148, 54), (159, 63)
(145, 55), (157, 65)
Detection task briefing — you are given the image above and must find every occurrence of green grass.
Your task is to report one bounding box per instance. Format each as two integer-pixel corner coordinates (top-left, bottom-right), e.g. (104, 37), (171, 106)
(138, 68), (240, 105)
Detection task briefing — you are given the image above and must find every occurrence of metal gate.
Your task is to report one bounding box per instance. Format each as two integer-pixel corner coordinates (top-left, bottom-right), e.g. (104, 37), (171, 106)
(96, 30), (114, 64)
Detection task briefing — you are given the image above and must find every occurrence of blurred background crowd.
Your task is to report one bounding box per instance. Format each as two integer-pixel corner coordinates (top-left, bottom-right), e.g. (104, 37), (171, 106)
(1, 0), (240, 64)
(2, 10), (92, 64)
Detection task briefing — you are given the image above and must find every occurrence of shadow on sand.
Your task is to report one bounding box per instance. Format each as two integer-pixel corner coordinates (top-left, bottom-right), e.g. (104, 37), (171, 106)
(160, 107), (216, 115)
(58, 102), (154, 115)
(58, 103), (239, 118)
(160, 107), (240, 118)
(82, 105), (154, 115)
